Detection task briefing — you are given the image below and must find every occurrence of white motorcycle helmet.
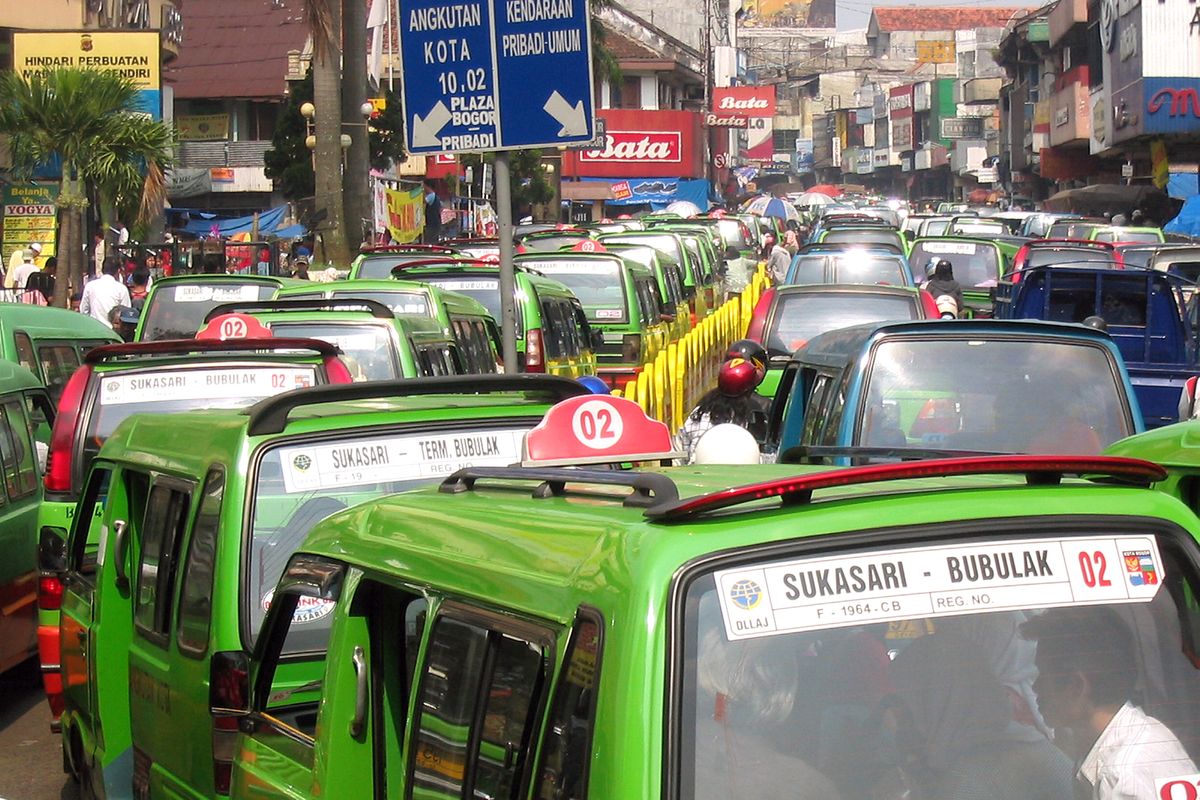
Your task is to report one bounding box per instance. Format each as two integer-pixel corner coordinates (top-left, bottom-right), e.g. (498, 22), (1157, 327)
(692, 423), (762, 465)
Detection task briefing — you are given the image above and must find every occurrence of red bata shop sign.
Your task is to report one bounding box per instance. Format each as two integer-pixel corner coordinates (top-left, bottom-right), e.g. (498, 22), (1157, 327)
(579, 131), (682, 163)
(712, 86), (776, 117)
(563, 109), (702, 177)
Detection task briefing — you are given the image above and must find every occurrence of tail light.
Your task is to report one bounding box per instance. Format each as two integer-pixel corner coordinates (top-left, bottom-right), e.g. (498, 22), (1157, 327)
(38, 575), (64, 611)
(44, 366), (91, 494)
(525, 328), (545, 372)
(323, 355), (354, 384)
(745, 288), (775, 343)
(621, 334), (642, 364)
(209, 651), (249, 795)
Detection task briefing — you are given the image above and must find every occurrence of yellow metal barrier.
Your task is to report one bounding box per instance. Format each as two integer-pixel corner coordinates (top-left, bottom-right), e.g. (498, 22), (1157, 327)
(623, 267), (770, 432)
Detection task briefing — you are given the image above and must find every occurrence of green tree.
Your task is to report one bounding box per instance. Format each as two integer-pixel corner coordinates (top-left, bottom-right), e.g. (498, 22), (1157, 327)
(265, 68), (407, 202)
(0, 68), (174, 307)
(458, 150), (554, 217)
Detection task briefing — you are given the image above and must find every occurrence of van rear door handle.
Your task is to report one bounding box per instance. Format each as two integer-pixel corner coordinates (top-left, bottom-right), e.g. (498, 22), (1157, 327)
(75, 630), (86, 643)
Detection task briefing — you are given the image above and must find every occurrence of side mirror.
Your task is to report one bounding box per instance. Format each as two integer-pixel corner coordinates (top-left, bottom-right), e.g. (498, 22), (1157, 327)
(591, 329), (604, 350)
(1179, 376), (1198, 422)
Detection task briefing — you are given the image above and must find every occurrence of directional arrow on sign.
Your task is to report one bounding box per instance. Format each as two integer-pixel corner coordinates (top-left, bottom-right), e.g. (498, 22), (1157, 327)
(412, 102), (452, 149)
(543, 91), (589, 138)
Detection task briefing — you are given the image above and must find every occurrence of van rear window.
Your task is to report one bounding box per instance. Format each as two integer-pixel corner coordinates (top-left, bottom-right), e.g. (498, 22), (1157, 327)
(329, 290), (430, 316)
(527, 260), (627, 322)
(680, 529), (1200, 800)
(269, 323), (397, 382)
(141, 282), (277, 340)
(911, 242), (999, 288)
(422, 277), (525, 338)
(245, 426), (531, 648)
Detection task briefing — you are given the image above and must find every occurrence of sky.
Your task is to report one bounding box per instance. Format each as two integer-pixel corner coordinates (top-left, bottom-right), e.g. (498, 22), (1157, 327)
(836, 0), (1040, 30)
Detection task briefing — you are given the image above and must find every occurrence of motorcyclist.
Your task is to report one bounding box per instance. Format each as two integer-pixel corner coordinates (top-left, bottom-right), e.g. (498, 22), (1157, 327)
(676, 357), (770, 463)
(923, 259), (965, 319)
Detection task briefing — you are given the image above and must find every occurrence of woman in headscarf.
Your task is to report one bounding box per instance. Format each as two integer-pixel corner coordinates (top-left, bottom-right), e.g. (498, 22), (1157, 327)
(882, 633), (1072, 800)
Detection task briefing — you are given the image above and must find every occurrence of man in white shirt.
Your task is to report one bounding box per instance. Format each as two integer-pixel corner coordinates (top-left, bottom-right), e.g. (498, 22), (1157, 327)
(1023, 607), (1197, 800)
(114, 221), (129, 246)
(10, 249), (40, 289)
(4, 241), (40, 288)
(79, 261), (131, 329)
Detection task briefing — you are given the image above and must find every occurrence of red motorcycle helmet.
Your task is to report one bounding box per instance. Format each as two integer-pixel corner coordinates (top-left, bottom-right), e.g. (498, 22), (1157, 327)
(717, 358), (763, 396)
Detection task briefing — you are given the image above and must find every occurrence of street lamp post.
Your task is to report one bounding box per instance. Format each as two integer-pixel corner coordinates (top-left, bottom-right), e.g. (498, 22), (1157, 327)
(301, 100), (370, 262)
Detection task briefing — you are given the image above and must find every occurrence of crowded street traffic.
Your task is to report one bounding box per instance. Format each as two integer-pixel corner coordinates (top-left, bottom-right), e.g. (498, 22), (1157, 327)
(4, 0), (1200, 796)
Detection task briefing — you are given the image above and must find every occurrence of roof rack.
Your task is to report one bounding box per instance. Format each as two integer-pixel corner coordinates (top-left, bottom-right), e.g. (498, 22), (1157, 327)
(440, 466), (678, 508)
(645, 455), (1168, 522)
(203, 298), (394, 323)
(85, 337), (339, 364)
(245, 374), (589, 436)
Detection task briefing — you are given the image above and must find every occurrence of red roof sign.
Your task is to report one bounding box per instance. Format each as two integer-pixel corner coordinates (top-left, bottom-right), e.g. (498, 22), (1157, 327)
(522, 395), (680, 466)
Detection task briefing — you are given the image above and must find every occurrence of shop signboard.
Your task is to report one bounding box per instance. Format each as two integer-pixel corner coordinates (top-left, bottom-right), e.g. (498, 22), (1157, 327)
(941, 117), (984, 139)
(2, 183), (58, 265)
(12, 31), (162, 119)
(712, 86), (776, 117)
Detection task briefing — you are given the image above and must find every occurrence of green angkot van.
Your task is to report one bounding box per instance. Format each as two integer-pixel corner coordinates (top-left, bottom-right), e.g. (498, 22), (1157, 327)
(0, 361), (53, 675)
(392, 260), (601, 377)
(203, 298), (463, 381)
(274, 279), (501, 375)
(514, 251), (668, 391)
(597, 231), (715, 324)
(0, 303), (120, 400)
(603, 242), (692, 341)
(36, 337), (352, 726)
(56, 376), (588, 799)
(227, 394), (1200, 800)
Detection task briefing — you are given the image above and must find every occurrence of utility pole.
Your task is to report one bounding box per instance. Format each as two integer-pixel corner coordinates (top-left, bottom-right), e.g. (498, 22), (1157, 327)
(343, 0), (371, 249)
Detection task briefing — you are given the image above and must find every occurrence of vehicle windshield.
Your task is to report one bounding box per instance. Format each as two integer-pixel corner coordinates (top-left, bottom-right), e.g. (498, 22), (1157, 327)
(680, 529), (1200, 800)
(1025, 248), (1118, 269)
(83, 364), (317, 468)
(715, 219), (750, 249)
(418, 276), (525, 337)
(790, 253), (910, 287)
(521, 234), (590, 251)
(246, 424), (532, 650)
(269, 322), (397, 381)
(606, 234), (686, 273)
(526, 259), (627, 322)
(1094, 229), (1163, 244)
(1165, 261), (1200, 284)
(1118, 248), (1157, 268)
(358, 253), (453, 279)
(910, 242), (1000, 287)
(766, 293), (917, 354)
(140, 282), (277, 340)
(857, 337), (1131, 453)
(821, 230), (905, 251)
(921, 219), (952, 237)
(950, 222), (1006, 237)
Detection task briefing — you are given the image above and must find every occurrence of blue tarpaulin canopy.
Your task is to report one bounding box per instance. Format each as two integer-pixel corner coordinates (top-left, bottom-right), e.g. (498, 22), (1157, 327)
(1168, 172), (1200, 200)
(180, 205), (289, 237)
(1165, 194), (1200, 237)
(579, 177), (712, 209)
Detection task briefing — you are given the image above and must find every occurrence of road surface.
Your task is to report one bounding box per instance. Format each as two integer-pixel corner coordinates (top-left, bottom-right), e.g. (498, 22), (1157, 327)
(0, 659), (77, 800)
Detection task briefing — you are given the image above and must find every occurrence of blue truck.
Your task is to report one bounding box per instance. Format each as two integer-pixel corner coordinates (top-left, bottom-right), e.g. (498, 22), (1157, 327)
(993, 265), (1198, 429)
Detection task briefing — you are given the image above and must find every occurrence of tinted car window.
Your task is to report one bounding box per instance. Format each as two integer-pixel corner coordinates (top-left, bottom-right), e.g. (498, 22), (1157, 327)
(1026, 248), (1118, 269)
(821, 230), (905, 251)
(529, 260), (627, 322)
(911, 242), (1000, 287)
(269, 323), (396, 381)
(329, 290), (430, 316)
(766, 293), (919, 354)
(141, 282), (278, 340)
(419, 276), (526, 338)
(858, 338), (1131, 453)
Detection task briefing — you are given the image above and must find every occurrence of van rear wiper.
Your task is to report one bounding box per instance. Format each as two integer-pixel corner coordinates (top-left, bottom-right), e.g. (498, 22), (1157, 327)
(780, 444), (1005, 464)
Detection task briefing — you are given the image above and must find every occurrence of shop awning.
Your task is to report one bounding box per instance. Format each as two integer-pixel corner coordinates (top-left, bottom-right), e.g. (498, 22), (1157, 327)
(579, 177), (711, 209)
(181, 205), (289, 237)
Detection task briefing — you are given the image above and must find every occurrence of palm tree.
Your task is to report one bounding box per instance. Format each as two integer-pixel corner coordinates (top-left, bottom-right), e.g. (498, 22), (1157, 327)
(0, 68), (174, 307)
(307, 0), (352, 266)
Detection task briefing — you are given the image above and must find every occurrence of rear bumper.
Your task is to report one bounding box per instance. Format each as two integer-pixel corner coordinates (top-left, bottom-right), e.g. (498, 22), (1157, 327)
(38, 623), (64, 727)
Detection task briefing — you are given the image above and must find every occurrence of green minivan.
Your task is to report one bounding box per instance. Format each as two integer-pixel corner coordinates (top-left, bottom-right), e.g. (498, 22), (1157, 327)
(203, 298), (463, 381)
(57, 376), (588, 799)
(275, 280), (501, 374)
(35, 337), (352, 725)
(0, 303), (120, 400)
(515, 251), (669, 391)
(597, 230), (715, 324)
(0, 361), (54, 675)
(227, 409), (1200, 799)
(392, 260), (601, 377)
(602, 242), (691, 342)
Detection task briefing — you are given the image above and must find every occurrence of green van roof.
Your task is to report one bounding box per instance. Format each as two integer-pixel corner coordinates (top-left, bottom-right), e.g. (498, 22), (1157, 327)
(293, 459), (1193, 626)
(0, 302), (122, 340)
(0, 359), (48, 392)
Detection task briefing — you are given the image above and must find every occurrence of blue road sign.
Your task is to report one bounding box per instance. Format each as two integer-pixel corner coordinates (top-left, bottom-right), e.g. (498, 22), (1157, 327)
(398, 0), (594, 154)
